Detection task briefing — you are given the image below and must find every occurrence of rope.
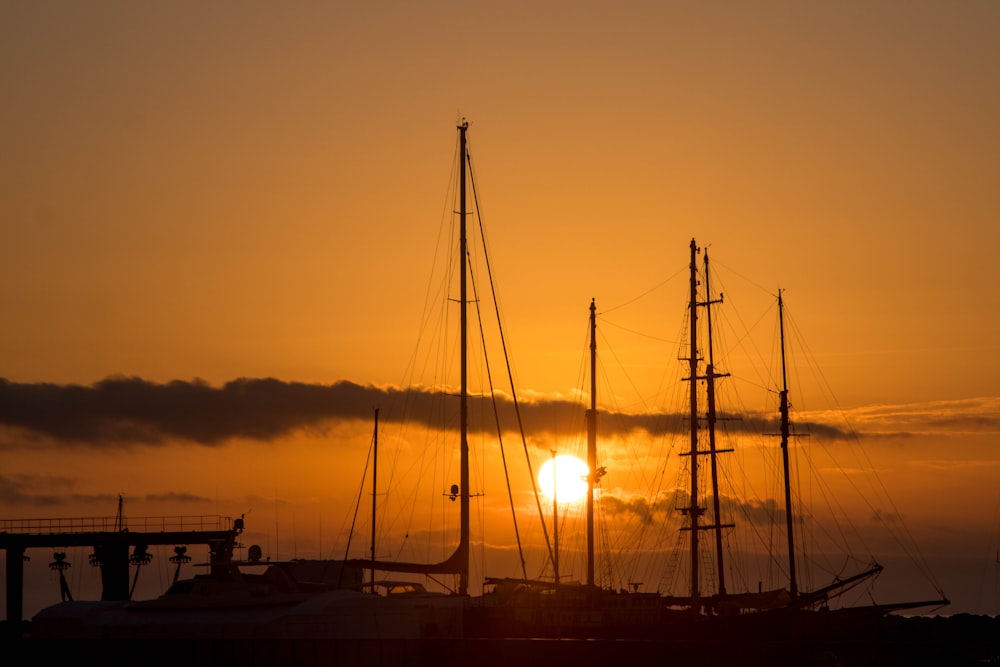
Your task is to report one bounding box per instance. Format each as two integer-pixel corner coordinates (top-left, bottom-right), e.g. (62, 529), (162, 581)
(468, 254), (528, 580)
(466, 143), (556, 573)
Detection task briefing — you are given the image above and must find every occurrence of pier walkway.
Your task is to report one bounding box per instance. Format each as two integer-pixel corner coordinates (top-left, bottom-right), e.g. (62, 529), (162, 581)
(0, 514), (238, 624)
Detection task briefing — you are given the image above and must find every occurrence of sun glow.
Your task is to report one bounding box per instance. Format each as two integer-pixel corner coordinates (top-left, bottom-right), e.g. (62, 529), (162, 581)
(538, 455), (589, 503)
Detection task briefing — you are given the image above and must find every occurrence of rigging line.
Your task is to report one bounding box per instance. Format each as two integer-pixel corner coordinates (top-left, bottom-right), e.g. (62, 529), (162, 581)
(774, 316), (873, 579)
(710, 257), (776, 297)
(596, 488), (616, 588)
(342, 427), (376, 562)
(386, 393), (436, 559)
(380, 137), (462, 556)
(467, 145), (556, 571)
(980, 489), (1000, 612)
(595, 402), (645, 584)
(784, 310), (945, 595)
(592, 328), (664, 579)
(393, 132), (460, 390)
(707, 271), (775, 391)
(594, 323), (660, 415)
(707, 356), (792, 582)
(398, 168), (469, 562)
(723, 466), (791, 583)
(401, 135), (463, 390)
(785, 412), (863, 571)
(579, 321), (649, 588)
(468, 253), (529, 580)
(600, 266), (687, 315)
(792, 322), (943, 580)
(599, 315), (678, 345)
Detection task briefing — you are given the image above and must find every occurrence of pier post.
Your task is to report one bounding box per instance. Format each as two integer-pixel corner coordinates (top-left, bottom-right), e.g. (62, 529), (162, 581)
(5, 544), (25, 626)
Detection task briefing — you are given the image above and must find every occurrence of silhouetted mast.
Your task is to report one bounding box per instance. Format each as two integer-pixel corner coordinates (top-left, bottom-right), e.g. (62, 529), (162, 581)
(702, 250), (733, 597)
(683, 238), (702, 607)
(458, 120), (470, 596)
(346, 123), (472, 586)
(586, 298), (598, 587)
(370, 408), (379, 592)
(778, 290), (798, 597)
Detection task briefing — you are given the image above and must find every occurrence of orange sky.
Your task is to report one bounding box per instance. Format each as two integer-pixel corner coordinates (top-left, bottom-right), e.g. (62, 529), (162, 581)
(2, 1), (999, 618)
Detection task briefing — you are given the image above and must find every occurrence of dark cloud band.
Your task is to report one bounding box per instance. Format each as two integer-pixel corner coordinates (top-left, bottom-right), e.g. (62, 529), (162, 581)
(0, 376), (848, 447)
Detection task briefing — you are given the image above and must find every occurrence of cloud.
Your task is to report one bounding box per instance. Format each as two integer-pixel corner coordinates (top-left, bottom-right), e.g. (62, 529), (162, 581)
(804, 397), (1000, 438)
(596, 491), (793, 532)
(144, 491), (213, 503)
(1, 377), (996, 451)
(0, 474), (73, 505)
(720, 495), (784, 525)
(599, 490), (683, 524)
(0, 473), (117, 507)
(0, 376), (396, 447)
(908, 459), (1000, 473)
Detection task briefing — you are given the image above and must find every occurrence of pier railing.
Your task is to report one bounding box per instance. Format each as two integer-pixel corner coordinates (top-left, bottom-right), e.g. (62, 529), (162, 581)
(0, 515), (233, 535)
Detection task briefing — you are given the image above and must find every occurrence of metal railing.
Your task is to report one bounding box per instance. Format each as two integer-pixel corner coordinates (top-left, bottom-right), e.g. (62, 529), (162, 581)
(0, 515), (233, 535)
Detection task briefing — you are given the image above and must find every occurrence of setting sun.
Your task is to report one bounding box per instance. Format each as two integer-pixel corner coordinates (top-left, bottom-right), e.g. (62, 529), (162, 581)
(538, 455), (589, 503)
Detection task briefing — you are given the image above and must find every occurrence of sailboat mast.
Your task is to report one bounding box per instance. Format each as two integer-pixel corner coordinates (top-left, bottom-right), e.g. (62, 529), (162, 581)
(348, 124), (473, 585)
(686, 238), (701, 606)
(778, 290), (798, 597)
(586, 298), (597, 587)
(702, 250), (730, 597)
(458, 120), (470, 596)
(370, 408), (379, 592)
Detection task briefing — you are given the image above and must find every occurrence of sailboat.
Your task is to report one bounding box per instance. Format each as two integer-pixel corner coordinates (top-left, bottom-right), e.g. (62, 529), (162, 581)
(470, 237), (950, 643)
(660, 239), (948, 625)
(658, 238), (884, 616)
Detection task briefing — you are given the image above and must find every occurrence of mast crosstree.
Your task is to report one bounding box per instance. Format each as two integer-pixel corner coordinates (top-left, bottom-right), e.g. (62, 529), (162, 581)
(680, 239), (734, 608)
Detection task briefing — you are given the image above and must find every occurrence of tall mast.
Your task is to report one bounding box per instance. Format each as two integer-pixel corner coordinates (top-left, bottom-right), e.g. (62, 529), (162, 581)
(702, 250), (732, 597)
(370, 408), (379, 592)
(684, 238), (702, 607)
(458, 120), (470, 596)
(350, 124), (472, 586)
(586, 298), (597, 587)
(778, 290), (798, 597)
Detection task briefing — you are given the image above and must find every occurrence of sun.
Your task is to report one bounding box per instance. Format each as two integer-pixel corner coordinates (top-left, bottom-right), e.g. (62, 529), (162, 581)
(538, 455), (589, 503)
